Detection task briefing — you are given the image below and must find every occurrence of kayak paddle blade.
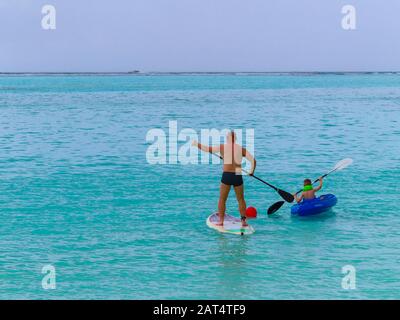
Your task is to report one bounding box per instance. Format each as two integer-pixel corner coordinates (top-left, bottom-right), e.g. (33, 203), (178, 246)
(278, 189), (294, 203)
(333, 158), (353, 171)
(267, 201), (285, 215)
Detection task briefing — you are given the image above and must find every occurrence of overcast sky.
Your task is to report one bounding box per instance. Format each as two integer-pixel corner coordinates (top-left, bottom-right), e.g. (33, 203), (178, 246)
(1, 0), (399, 72)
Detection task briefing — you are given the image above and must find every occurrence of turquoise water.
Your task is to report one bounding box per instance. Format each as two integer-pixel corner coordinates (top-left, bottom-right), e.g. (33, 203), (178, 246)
(0, 74), (399, 299)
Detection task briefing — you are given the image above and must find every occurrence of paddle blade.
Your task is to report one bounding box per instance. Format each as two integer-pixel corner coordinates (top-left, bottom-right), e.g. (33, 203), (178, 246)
(333, 158), (353, 171)
(278, 189), (294, 203)
(267, 201), (285, 215)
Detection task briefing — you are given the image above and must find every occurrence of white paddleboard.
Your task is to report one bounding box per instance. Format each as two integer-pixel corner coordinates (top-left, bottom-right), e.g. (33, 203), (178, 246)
(206, 213), (255, 235)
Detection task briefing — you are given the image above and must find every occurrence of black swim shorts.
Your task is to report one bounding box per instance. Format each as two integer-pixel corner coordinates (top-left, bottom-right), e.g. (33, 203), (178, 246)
(221, 172), (243, 187)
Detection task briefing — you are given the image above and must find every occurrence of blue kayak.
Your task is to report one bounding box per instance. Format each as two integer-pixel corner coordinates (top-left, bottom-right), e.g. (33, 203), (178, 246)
(291, 194), (337, 216)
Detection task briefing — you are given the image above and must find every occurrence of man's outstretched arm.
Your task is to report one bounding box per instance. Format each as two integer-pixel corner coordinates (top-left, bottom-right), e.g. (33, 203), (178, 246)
(192, 140), (221, 154)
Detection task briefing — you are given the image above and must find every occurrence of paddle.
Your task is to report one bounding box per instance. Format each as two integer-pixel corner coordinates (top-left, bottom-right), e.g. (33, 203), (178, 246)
(267, 158), (354, 215)
(212, 153), (294, 203)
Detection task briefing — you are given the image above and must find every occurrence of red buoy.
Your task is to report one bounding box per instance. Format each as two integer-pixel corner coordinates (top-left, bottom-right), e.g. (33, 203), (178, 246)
(246, 206), (257, 219)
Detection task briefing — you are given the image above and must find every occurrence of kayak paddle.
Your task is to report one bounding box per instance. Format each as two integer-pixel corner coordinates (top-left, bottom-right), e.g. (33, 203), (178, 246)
(212, 153), (294, 203)
(267, 200), (286, 215)
(267, 158), (354, 215)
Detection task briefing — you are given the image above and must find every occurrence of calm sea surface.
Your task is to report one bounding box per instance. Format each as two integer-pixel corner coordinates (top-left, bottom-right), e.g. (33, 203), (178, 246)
(0, 74), (399, 299)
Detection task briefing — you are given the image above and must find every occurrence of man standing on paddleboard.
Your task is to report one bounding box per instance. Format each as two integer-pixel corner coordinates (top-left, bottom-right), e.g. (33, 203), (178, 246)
(192, 131), (256, 227)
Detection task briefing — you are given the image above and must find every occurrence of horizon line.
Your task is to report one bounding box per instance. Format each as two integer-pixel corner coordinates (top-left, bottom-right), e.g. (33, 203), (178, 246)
(1, 71), (400, 75)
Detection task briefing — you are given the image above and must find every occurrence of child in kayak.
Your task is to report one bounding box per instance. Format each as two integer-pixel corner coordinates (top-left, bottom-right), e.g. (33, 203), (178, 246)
(192, 131), (256, 227)
(294, 177), (323, 203)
